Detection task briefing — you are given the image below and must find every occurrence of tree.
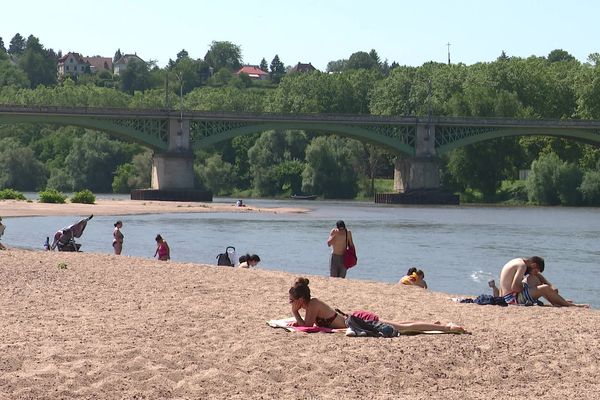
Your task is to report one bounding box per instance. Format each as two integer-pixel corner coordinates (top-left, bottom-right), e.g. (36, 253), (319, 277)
(0, 138), (46, 190)
(0, 58), (29, 87)
(526, 152), (582, 205)
(326, 59), (348, 73)
(19, 35), (57, 87)
(113, 48), (122, 63)
(579, 162), (600, 205)
(269, 54), (285, 83)
(62, 132), (135, 192)
(8, 33), (25, 55)
(0, 37), (6, 54)
(547, 49), (575, 63)
(204, 41), (242, 72)
(259, 58), (268, 72)
(302, 136), (358, 198)
(347, 51), (379, 71)
(195, 154), (234, 195)
(119, 59), (152, 94)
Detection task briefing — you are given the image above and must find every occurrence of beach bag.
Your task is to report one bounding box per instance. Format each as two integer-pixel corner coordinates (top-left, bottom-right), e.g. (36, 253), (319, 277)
(343, 230), (357, 269)
(344, 245), (357, 268)
(216, 246), (235, 267)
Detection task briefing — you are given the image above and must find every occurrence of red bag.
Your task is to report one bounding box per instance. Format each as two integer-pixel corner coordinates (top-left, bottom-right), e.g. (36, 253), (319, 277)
(344, 245), (357, 268)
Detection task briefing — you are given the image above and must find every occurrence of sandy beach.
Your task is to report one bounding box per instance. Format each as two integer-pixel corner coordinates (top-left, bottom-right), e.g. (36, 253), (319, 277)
(0, 247), (598, 399)
(0, 198), (308, 218)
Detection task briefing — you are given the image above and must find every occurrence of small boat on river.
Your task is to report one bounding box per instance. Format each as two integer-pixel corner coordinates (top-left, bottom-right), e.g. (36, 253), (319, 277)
(290, 194), (318, 200)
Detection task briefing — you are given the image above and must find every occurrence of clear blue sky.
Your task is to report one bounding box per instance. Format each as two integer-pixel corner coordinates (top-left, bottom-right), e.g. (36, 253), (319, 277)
(2, 0), (599, 70)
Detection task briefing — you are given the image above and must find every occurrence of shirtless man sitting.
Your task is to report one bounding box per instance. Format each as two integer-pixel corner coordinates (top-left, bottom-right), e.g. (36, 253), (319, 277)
(499, 256), (589, 308)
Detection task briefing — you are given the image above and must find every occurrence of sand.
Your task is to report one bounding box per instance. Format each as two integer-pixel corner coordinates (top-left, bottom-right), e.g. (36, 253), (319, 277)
(0, 201), (599, 399)
(0, 199), (307, 218)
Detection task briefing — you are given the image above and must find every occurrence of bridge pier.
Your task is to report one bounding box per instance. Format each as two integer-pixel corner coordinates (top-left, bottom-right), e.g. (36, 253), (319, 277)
(132, 118), (212, 202)
(378, 124), (458, 204)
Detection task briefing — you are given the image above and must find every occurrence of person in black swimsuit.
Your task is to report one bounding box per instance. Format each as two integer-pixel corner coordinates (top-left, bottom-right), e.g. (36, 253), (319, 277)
(288, 277), (468, 333)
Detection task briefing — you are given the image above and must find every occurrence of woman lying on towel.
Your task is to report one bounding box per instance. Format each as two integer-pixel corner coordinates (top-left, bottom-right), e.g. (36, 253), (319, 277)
(289, 277), (466, 333)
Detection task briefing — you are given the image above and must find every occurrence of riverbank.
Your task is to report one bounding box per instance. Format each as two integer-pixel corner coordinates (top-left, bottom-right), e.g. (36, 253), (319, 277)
(0, 198), (308, 218)
(0, 248), (598, 399)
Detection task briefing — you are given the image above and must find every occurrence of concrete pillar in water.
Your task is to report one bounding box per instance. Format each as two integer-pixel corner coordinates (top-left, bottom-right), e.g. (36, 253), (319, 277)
(393, 123), (440, 191)
(151, 118), (194, 190)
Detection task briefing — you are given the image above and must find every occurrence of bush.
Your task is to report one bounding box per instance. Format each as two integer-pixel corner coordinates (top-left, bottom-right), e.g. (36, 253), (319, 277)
(579, 169), (600, 205)
(38, 189), (67, 204)
(0, 188), (27, 200)
(71, 189), (96, 204)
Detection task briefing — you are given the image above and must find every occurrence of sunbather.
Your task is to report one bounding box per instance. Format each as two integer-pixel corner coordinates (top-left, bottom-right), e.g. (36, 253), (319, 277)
(288, 277), (466, 333)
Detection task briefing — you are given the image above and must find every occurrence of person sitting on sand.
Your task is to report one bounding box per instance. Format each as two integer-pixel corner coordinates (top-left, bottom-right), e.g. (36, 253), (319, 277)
(288, 277), (466, 333)
(399, 267), (428, 289)
(238, 254), (260, 268)
(499, 256), (589, 308)
(154, 234), (170, 261)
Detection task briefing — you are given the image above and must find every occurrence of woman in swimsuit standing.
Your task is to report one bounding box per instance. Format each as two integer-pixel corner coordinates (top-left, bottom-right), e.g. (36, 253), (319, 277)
(288, 277), (466, 333)
(112, 220), (124, 255)
(154, 234), (170, 261)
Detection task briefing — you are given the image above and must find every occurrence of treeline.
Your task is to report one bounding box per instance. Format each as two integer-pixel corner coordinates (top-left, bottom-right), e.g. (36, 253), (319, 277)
(1, 35), (600, 205)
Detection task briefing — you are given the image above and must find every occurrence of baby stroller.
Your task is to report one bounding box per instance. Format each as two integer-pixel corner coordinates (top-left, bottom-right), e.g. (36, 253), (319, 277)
(51, 215), (93, 252)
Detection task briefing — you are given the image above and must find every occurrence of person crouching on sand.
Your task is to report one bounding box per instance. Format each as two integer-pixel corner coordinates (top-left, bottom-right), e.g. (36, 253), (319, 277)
(399, 267), (428, 289)
(238, 254), (260, 268)
(288, 277), (465, 333)
(154, 234), (170, 261)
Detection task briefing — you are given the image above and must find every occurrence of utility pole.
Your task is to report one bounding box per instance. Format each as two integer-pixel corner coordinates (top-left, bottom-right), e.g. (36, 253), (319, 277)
(447, 42), (451, 65)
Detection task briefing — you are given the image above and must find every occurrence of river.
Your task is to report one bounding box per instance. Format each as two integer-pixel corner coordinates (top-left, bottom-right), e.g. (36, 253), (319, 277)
(3, 196), (599, 308)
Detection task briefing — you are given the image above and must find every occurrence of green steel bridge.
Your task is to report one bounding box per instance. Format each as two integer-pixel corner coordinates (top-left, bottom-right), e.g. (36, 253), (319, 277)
(1, 105), (599, 193)
(2, 105), (600, 154)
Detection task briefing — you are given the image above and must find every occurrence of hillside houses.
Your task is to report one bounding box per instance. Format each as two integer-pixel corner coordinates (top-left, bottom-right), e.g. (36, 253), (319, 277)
(56, 52), (144, 78)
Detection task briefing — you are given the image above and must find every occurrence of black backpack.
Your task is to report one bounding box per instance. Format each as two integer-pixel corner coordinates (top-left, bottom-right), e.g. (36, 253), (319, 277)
(216, 246), (235, 267)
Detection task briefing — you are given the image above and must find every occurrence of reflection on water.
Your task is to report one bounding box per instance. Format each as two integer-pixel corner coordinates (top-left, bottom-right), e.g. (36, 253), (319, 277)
(3, 196), (600, 308)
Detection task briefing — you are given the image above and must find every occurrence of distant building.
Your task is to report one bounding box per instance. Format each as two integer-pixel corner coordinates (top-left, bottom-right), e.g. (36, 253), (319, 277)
(289, 62), (317, 73)
(83, 56), (113, 74)
(57, 52), (89, 78)
(113, 53), (145, 76)
(235, 65), (269, 80)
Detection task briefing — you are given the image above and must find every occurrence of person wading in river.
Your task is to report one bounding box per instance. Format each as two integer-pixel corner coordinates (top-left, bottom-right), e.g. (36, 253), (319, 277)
(327, 220), (354, 279)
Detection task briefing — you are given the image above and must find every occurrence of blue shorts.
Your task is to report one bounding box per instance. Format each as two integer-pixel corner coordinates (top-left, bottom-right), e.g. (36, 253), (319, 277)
(503, 283), (535, 305)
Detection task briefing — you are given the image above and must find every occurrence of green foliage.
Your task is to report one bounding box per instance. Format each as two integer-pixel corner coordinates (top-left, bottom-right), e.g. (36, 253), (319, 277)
(120, 59), (152, 94)
(70, 189), (95, 204)
(347, 51), (380, 71)
(526, 153), (583, 205)
(0, 188), (26, 200)
(38, 189), (66, 203)
(0, 138), (47, 190)
(204, 41), (242, 72)
(112, 151), (151, 193)
(269, 54), (285, 83)
(195, 154), (234, 195)
(302, 136), (358, 199)
(579, 167), (600, 205)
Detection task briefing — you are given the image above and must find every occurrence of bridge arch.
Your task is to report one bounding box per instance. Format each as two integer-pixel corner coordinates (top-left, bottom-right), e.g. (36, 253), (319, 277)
(189, 120), (416, 156)
(435, 125), (600, 155)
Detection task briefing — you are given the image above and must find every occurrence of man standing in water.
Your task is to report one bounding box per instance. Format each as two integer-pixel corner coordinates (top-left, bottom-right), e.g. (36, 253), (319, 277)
(499, 256), (589, 307)
(327, 220), (354, 278)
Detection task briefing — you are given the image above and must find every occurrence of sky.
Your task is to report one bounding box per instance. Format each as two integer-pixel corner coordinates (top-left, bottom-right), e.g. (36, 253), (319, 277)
(2, 0), (600, 70)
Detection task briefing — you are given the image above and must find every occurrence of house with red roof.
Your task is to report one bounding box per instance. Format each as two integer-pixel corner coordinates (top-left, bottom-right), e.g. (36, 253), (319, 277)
(235, 65), (269, 80)
(83, 56), (113, 74)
